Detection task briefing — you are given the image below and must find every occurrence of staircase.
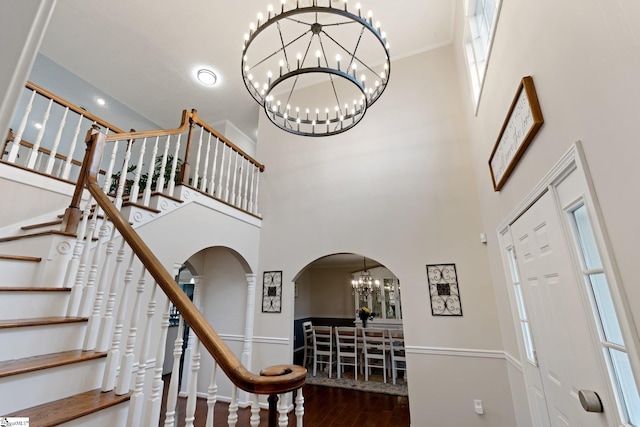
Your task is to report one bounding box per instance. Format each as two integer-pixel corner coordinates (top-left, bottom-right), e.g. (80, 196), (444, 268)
(1, 87), (307, 426)
(0, 251), (131, 426)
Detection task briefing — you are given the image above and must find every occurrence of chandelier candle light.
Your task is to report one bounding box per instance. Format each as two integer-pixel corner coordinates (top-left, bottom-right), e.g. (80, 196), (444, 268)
(352, 256), (380, 297)
(241, 0), (391, 137)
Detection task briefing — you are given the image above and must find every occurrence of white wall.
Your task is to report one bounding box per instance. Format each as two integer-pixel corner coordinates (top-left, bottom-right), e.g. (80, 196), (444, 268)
(453, 0), (640, 425)
(254, 46), (516, 426)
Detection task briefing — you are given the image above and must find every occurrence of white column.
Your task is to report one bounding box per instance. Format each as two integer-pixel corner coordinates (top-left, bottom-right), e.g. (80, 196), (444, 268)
(239, 273), (257, 405)
(0, 0), (56, 149)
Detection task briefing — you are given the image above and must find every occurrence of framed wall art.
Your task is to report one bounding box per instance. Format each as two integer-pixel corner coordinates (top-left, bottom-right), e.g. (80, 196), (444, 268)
(488, 76), (544, 191)
(262, 271), (282, 313)
(426, 264), (462, 316)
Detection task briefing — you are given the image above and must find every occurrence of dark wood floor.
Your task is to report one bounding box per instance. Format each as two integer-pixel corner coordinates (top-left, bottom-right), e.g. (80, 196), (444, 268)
(160, 379), (410, 426)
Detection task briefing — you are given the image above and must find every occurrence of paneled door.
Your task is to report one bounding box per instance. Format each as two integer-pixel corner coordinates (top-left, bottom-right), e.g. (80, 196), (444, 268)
(510, 191), (611, 427)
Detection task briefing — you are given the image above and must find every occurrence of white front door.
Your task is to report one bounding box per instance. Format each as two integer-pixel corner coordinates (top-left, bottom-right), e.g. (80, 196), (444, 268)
(510, 190), (611, 427)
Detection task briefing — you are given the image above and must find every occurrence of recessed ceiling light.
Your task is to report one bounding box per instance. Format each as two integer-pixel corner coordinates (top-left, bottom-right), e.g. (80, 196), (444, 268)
(96, 97), (106, 106)
(34, 123), (42, 129)
(197, 68), (217, 86)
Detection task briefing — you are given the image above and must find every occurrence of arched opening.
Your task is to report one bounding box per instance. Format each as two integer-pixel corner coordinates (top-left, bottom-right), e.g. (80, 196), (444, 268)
(292, 252), (407, 392)
(162, 245), (253, 401)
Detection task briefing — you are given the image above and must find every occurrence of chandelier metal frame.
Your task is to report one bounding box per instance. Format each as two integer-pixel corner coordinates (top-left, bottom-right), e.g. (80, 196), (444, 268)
(241, 0), (391, 137)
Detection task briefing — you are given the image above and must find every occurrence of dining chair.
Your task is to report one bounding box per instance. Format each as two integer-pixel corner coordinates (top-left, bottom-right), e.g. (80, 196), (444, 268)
(335, 326), (358, 380)
(389, 328), (406, 385)
(362, 327), (387, 383)
(302, 320), (313, 368)
(312, 325), (335, 377)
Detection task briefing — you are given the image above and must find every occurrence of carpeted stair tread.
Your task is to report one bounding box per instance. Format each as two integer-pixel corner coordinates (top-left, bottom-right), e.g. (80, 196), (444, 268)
(5, 388), (131, 427)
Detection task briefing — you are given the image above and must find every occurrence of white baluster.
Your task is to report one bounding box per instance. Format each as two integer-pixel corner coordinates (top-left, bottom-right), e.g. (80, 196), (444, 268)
(79, 211), (108, 318)
(143, 294), (171, 427)
(163, 316), (185, 427)
(180, 276), (201, 397)
(231, 153), (239, 207)
(45, 106), (68, 174)
(184, 336), (201, 427)
(217, 145), (226, 200)
(168, 134), (182, 197)
(295, 388), (304, 427)
(250, 395), (261, 427)
(227, 386), (239, 427)
(248, 165), (256, 214)
(200, 132), (212, 192)
(102, 140), (120, 195)
(27, 98), (53, 169)
(253, 168), (261, 215)
(62, 113), (84, 180)
(83, 224), (116, 350)
(115, 138), (135, 210)
(67, 200), (99, 316)
(126, 283), (158, 427)
(7, 89), (36, 163)
(205, 362), (218, 427)
(142, 136), (159, 206)
(129, 137), (147, 203)
(225, 148), (233, 203)
(55, 157), (64, 177)
(103, 251), (136, 392)
(208, 137), (220, 196)
(97, 238), (127, 352)
(116, 266), (147, 395)
(192, 127), (204, 189)
(34, 151), (44, 171)
(155, 135), (171, 194)
(278, 393), (288, 427)
(241, 158), (249, 210)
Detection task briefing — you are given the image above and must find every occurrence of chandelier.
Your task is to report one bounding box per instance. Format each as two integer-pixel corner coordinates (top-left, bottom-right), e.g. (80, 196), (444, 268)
(241, 0), (391, 137)
(351, 257), (380, 297)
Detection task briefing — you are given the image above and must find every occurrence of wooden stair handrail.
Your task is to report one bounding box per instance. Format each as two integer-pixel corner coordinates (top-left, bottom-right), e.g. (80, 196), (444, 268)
(102, 109), (265, 172)
(25, 81), (126, 134)
(84, 127), (306, 395)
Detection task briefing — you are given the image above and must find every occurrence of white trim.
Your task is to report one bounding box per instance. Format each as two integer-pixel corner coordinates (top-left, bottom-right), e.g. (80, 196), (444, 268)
(218, 333), (245, 342)
(504, 351), (523, 373)
(497, 142), (580, 232)
(177, 185), (262, 228)
(252, 336), (290, 345)
(405, 345), (505, 360)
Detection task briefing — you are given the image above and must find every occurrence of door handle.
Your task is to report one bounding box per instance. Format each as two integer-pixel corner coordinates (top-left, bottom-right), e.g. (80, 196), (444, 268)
(578, 390), (603, 413)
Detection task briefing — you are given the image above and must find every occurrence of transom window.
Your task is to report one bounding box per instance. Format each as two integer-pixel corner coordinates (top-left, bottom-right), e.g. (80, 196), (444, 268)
(463, 0), (502, 109)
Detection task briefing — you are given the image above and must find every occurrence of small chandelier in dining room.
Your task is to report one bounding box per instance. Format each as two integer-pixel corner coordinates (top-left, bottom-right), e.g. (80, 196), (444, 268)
(241, 0), (391, 137)
(352, 257), (380, 297)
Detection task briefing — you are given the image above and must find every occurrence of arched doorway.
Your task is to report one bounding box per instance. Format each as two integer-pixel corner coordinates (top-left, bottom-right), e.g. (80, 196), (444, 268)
(292, 253), (406, 388)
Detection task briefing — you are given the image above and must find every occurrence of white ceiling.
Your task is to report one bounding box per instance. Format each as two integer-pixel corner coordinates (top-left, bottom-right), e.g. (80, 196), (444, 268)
(39, 0), (456, 142)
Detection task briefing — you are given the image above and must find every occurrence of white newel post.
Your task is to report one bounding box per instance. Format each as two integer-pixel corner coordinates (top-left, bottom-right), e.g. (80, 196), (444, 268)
(239, 273), (257, 405)
(180, 276), (202, 397)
